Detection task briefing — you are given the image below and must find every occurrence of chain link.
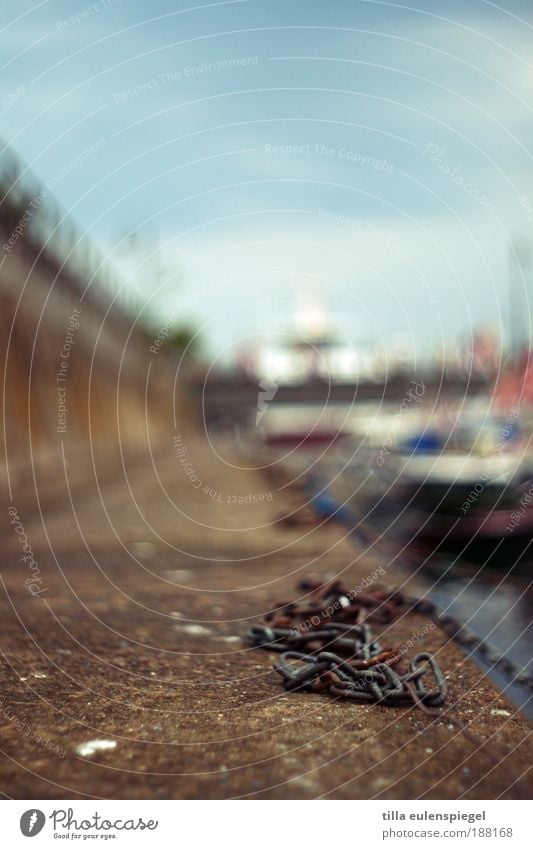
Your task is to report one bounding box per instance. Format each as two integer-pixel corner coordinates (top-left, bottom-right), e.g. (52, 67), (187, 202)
(285, 474), (533, 696)
(273, 650), (447, 707)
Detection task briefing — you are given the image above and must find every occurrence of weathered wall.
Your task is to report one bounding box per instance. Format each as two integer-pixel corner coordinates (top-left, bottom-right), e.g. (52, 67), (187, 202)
(0, 228), (181, 481)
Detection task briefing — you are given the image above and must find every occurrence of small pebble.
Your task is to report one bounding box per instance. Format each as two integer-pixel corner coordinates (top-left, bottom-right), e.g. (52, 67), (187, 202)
(130, 542), (157, 559)
(175, 624), (211, 636)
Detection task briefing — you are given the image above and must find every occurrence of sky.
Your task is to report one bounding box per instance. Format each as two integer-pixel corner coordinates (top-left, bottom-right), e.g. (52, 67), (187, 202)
(2, 0), (533, 364)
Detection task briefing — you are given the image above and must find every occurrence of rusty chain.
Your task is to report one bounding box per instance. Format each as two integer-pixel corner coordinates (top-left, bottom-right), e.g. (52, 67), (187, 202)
(245, 572), (531, 784)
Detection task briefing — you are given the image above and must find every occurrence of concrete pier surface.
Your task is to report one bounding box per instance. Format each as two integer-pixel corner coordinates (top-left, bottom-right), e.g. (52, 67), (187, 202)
(0, 436), (531, 800)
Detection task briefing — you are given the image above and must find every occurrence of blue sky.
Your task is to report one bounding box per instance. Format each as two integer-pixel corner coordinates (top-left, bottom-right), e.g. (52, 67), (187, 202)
(2, 0), (533, 362)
